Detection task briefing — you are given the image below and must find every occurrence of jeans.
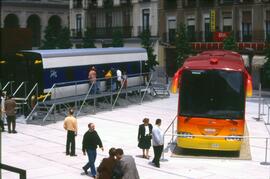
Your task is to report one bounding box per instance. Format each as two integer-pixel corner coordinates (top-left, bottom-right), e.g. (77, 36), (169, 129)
(83, 149), (97, 176)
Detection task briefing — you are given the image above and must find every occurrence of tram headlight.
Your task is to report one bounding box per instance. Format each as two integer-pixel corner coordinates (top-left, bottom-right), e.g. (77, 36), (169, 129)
(178, 132), (194, 138)
(225, 135), (243, 141)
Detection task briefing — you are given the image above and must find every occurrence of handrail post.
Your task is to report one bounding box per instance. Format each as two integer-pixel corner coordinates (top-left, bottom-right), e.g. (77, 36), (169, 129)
(261, 99), (266, 115)
(260, 138), (270, 165)
(161, 115), (177, 161)
(171, 119), (174, 144)
(254, 84), (262, 121)
(266, 106), (270, 125)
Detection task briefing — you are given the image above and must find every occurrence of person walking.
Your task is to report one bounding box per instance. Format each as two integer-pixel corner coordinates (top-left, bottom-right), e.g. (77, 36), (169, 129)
(4, 95), (17, 133)
(137, 118), (153, 159)
(82, 123), (104, 178)
(97, 147), (117, 179)
(115, 148), (140, 179)
(63, 108), (78, 156)
(151, 119), (164, 168)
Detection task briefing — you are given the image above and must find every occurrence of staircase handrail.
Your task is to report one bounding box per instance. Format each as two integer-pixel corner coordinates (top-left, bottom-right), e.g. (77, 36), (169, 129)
(25, 102), (39, 121)
(24, 83), (38, 101)
(43, 84), (56, 102)
(12, 82), (25, 96)
(161, 115), (178, 160)
(140, 72), (153, 104)
(54, 79), (89, 86)
(43, 103), (56, 122)
(112, 78), (126, 109)
(76, 82), (94, 117)
(2, 81), (11, 90)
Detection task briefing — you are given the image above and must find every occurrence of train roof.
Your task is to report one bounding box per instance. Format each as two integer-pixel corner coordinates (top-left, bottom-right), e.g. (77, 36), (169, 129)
(183, 50), (245, 71)
(21, 47), (147, 58)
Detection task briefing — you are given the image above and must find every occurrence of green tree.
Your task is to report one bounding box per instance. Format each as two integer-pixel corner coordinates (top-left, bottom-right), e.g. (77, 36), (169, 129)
(41, 25), (58, 49)
(57, 27), (72, 49)
(175, 23), (192, 68)
(140, 29), (158, 71)
(41, 19), (62, 49)
(112, 30), (124, 47)
(223, 33), (237, 51)
(82, 28), (96, 48)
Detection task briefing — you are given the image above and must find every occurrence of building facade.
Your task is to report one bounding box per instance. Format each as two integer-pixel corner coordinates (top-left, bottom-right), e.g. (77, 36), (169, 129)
(160, 0), (270, 44)
(159, 0), (270, 77)
(1, 0), (69, 47)
(69, 0), (159, 49)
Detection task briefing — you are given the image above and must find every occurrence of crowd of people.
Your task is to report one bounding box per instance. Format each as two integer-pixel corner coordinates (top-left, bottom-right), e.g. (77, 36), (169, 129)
(63, 108), (164, 179)
(88, 66), (128, 94)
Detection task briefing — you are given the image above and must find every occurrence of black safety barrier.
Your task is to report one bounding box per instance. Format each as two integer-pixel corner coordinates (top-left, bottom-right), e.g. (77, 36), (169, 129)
(0, 163), (26, 179)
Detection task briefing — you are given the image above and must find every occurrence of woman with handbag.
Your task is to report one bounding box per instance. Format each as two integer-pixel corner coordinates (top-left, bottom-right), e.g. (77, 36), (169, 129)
(137, 118), (153, 159)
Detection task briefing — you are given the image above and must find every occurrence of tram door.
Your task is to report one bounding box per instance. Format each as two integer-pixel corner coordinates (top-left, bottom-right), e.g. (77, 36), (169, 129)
(14, 52), (43, 94)
(25, 53), (43, 93)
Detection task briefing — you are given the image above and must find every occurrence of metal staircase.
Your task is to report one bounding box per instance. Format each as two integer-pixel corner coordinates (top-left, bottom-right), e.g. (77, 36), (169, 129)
(150, 83), (170, 97)
(8, 71), (170, 125)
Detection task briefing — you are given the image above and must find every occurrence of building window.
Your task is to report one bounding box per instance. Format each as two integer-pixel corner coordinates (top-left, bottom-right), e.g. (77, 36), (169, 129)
(168, 19), (176, 44)
(142, 9), (150, 32)
(76, 14), (82, 38)
(242, 11), (252, 42)
(73, 0), (82, 8)
(204, 17), (213, 42)
(187, 18), (195, 42)
(223, 16), (232, 32)
(266, 10), (270, 40)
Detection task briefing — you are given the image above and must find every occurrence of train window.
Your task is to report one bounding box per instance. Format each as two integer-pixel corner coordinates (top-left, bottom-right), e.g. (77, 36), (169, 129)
(127, 62), (140, 74)
(65, 67), (74, 81)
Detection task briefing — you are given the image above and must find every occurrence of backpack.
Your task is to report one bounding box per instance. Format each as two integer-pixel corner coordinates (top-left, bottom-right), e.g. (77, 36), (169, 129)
(112, 161), (123, 179)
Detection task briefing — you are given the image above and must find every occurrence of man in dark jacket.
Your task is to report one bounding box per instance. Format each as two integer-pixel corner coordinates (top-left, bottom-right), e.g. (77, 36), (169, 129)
(82, 123), (104, 178)
(4, 95), (16, 133)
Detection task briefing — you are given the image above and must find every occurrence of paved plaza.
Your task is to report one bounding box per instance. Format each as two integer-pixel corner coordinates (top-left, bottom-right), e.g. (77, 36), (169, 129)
(1, 93), (270, 179)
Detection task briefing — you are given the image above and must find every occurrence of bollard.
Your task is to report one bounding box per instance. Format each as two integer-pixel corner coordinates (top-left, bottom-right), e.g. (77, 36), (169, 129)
(254, 84), (262, 121)
(266, 106), (270, 125)
(260, 138), (270, 165)
(261, 99), (266, 116)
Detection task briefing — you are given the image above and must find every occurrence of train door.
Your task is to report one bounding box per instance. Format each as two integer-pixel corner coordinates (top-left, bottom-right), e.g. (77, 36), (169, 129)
(25, 52), (44, 93)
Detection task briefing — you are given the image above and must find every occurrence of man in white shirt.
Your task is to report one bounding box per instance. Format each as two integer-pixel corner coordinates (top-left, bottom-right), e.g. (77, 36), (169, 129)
(116, 69), (122, 90)
(152, 118), (164, 168)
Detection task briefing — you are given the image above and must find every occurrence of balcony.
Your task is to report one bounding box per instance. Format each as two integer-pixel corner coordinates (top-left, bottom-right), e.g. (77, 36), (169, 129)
(161, 30), (267, 44)
(219, 0), (235, 5)
(71, 26), (132, 39)
(199, 0), (215, 7)
(139, 0), (151, 3)
(240, 0), (253, 3)
(137, 26), (152, 36)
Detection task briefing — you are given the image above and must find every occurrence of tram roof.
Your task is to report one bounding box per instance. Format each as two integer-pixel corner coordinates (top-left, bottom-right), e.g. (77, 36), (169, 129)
(184, 50), (245, 71)
(21, 47), (147, 58)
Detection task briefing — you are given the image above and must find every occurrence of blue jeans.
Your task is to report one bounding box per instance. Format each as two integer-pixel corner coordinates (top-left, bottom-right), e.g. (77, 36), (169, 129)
(83, 149), (97, 176)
